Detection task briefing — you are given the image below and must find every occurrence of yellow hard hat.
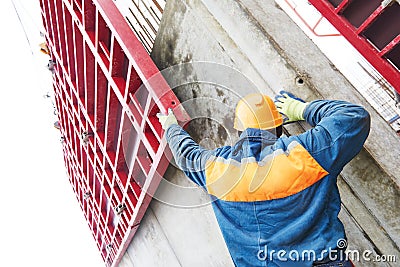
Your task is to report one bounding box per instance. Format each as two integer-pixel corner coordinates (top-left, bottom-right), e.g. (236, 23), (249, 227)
(233, 93), (283, 131)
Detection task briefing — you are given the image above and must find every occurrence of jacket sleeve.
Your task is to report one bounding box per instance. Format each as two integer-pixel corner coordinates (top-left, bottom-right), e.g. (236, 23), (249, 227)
(296, 100), (370, 173)
(165, 124), (213, 187)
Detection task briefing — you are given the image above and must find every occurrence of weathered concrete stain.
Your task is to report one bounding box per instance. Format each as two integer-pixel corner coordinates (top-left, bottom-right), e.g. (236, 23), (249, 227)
(121, 0), (400, 266)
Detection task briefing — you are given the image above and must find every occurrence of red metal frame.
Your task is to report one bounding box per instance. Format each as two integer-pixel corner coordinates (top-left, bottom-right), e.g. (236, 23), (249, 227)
(284, 0), (341, 37)
(39, 0), (189, 266)
(309, 0), (400, 95)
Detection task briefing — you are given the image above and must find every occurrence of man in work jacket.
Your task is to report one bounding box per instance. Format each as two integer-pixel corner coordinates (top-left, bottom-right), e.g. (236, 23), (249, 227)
(157, 91), (370, 267)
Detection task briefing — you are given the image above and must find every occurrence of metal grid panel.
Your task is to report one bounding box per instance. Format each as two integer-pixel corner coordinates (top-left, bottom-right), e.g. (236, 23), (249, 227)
(309, 0), (400, 95)
(38, 0), (189, 266)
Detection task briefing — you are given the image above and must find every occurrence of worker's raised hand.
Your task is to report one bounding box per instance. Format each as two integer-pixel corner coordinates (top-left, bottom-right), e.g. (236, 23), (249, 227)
(274, 90), (308, 123)
(156, 108), (178, 130)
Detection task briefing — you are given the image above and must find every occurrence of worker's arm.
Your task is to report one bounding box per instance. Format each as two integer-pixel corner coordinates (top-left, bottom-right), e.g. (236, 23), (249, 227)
(157, 109), (212, 186)
(165, 124), (213, 187)
(275, 91), (370, 173)
(297, 100), (371, 173)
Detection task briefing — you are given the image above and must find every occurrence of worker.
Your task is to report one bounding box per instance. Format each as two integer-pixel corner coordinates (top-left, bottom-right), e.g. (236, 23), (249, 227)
(157, 91), (370, 267)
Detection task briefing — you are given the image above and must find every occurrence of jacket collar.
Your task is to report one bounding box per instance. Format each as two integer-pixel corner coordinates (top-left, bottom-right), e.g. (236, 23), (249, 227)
(238, 128), (278, 143)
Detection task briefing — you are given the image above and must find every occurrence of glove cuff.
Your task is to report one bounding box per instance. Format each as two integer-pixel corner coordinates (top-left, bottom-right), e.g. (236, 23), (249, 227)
(288, 101), (308, 121)
(295, 101), (308, 121)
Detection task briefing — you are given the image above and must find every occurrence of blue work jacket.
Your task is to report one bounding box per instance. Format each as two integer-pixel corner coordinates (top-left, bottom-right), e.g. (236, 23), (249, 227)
(165, 100), (370, 266)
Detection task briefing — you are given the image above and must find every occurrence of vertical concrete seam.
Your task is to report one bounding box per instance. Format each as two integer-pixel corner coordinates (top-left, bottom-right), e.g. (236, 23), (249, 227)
(338, 175), (400, 253)
(148, 205), (184, 267)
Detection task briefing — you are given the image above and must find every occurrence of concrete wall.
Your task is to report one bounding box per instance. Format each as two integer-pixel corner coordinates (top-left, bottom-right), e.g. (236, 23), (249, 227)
(120, 0), (400, 266)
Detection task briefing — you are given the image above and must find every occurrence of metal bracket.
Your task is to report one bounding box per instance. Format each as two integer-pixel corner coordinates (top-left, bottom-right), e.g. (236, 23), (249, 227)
(83, 192), (91, 200)
(80, 131), (93, 145)
(115, 203), (127, 215)
(47, 60), (55, 73)
(39, 42), (50, 55)
(106, 243), (113, 252)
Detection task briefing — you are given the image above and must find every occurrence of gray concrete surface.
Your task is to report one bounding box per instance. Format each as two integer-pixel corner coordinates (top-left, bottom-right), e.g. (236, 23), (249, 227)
(120, 0), (400, 266)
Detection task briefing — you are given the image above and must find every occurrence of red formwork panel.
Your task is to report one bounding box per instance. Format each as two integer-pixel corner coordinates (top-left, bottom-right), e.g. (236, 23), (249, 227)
(309, 0), (400, 95)
(39, 0), (189, 266)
